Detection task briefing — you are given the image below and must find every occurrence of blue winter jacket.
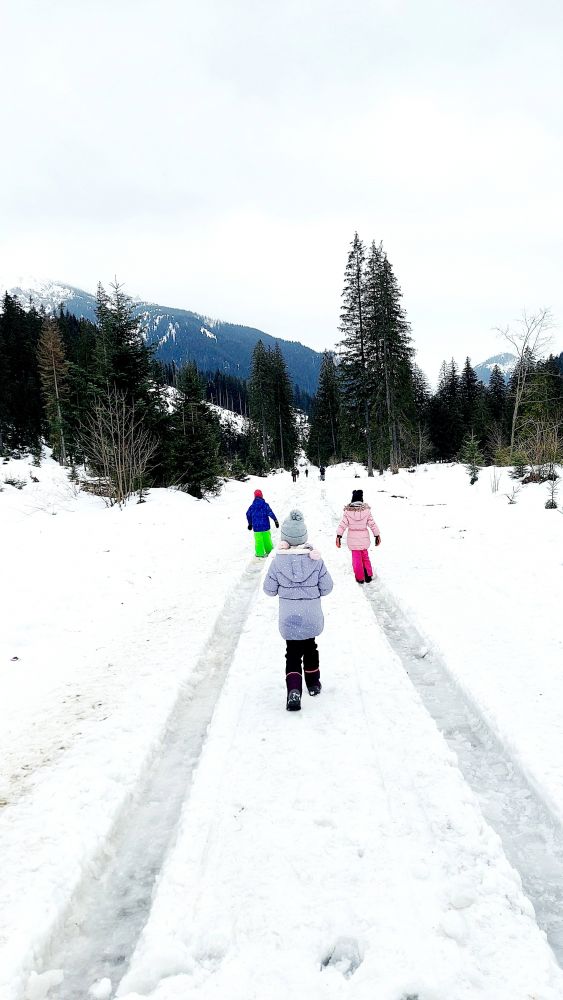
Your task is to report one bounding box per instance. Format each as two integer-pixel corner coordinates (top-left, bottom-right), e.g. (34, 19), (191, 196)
(263, 545), (333, 640)
(246, 497), (277, 532)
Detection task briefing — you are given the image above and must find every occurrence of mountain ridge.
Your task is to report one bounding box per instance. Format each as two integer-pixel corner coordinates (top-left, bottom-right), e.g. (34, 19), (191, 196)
(1, 278), (324, 396)
(474, 352), (517, 385)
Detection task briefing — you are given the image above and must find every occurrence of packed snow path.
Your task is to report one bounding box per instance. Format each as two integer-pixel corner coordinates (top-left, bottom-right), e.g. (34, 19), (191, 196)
(321, 485), (563, 961)
(40, 559), (265, 999)
(2, 461), (563, 999)
(113, 480), (563, 1000)
(363, 573), (563, 960)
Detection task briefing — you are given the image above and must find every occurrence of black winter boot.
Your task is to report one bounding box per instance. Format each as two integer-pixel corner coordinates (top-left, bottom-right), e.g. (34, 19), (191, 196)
(286, 689), (301, 711)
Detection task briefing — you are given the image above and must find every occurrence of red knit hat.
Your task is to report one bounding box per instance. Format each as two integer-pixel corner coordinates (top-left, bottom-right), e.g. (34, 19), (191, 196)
(254, 489), (263, 498)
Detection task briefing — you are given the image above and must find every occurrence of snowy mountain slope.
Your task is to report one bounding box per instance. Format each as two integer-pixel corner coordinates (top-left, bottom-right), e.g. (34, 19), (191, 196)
(474, 351), (517, 384)
(1, 277), (323, 395)
(0, 275), (98, 321)
(2, 460), (563, 997)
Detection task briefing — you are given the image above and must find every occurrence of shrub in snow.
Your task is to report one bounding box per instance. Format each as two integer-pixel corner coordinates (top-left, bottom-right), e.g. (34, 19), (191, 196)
(505, 485), (521, 504)
(510, 452), (528, 480)
(81, 389), (157, 507)
(4, 476), (26, 490)
(229, 457), (249, 481)
(460, 433), (484, 485)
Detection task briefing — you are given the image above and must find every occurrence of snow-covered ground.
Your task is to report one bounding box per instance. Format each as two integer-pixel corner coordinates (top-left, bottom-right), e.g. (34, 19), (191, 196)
(1, 455), (563, 999)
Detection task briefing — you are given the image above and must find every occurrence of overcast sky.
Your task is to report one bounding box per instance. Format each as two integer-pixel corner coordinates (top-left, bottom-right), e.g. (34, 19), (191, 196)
(1, 0), (562, 381)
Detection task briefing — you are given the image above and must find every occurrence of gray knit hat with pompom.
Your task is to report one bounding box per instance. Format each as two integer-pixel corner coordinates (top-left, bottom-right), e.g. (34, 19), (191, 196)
(281, 509), (308, 546)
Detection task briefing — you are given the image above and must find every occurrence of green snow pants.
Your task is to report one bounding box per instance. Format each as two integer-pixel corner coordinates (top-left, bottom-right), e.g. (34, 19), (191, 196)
(254, 529), (273, 557)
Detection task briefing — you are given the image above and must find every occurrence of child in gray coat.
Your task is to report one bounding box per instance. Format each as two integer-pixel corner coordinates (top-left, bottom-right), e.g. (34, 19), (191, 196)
(263, 509), (333, 711)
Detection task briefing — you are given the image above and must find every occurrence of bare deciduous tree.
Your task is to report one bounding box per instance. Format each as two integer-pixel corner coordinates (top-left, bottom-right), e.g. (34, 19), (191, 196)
(519, 417), (561, 482)
(496, 308), (553, 458)
(81, 389), (157, 507)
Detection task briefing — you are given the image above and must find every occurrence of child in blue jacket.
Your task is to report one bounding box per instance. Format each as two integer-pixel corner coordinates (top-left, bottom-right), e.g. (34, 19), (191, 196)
(246, 489), (279, 557)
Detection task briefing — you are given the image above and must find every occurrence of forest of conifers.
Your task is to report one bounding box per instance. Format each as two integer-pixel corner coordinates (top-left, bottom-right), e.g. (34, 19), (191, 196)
(1, 234), (562, 501)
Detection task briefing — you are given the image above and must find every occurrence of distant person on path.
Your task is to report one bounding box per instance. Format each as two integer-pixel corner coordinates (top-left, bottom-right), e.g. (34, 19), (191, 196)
(336, 489), (381, 584)
(246, 489), (279, 558)
(305, 468), (309, 478)
(319, 465), (326, 481)
(291, 468), (298, 483)
(264, 509), (333, 712)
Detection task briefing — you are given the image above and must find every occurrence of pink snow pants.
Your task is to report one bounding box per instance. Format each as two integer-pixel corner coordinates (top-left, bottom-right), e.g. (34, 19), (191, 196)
(351, 549), (373, 582)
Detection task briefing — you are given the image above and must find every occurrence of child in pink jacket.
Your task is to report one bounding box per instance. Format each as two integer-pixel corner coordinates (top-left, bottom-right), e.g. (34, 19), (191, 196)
(336, 489), (381, 584)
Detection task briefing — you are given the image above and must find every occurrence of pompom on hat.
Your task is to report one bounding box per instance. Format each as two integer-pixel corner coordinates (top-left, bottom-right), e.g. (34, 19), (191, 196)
(254, 489), (263, 498)
(280, 509), (308, 546)
(351, 489), (363, 503)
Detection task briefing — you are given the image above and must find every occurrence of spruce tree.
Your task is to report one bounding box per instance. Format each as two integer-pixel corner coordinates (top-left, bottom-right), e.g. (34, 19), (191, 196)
(248, 340), (272, 462)
(338, 233), (373, 474)
(37, 318), (70, 465)
(167, 363), (221, 498)
(307, 352), (341, 465)
(487, 365), (506, 426)
(460, 432), (484, 484)
(93, 280), (153, 408)
(270, 345), (298, 469)
(429, 360), (464, 459)
(459, 358), (479, 430)
(376, 253), (414, 471)
(0, 293), (42, 452)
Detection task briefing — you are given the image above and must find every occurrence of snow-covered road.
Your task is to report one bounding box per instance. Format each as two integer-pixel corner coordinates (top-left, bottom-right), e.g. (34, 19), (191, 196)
(116, 480), (563, 1000)
(2, 458), (563, 999)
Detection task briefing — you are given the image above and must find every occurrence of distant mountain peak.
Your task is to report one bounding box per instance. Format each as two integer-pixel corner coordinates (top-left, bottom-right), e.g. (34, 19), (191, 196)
(2, 278), (323, 395)
(474, 352), (517, 385)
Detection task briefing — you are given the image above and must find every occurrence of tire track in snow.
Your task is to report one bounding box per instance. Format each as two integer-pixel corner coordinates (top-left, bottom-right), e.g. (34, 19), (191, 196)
(318, 485), (563, 964)
(35, 556), (268, 1000)
(365, 580), (563, 962)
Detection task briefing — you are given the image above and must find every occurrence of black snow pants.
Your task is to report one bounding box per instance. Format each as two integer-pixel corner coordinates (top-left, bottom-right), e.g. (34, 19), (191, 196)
(285, 638), (320, 694)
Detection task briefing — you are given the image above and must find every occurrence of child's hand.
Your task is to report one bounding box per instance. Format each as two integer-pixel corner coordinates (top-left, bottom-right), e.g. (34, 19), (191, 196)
(375, 535), (381, 546)
(247, 524), (252, 531)
(336, 535), (342, 548)
(274, 520), (279, 528)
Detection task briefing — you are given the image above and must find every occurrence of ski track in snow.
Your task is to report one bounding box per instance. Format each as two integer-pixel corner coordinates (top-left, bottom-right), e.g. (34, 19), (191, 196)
(35, 557), (268, 999)
(321, 485), (563, 963)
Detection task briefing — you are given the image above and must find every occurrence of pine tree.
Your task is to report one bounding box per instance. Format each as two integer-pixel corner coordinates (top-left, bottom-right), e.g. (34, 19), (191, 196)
(307, 352), (341, 465)
(429, 360), (464, 459)
(93, 280), (153, 409)
(167, 363), (221, 498)
(459, 358), (479, 430)
(487, 365), (506, 426)
(338, 233), (373, 474)
(57, 308), (99, 463)
(402, 364), (432, 465)
(248, 340), (272, 462)
(376, 253), (414, 471)
(270, 345), (298, 469)
(37, 318), (70, 465)
(460, 432), (484, 484)
(0, 293), (43, 452)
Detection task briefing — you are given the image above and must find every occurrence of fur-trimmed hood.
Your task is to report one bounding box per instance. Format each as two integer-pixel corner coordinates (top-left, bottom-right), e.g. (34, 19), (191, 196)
(277, 540), (322, 561)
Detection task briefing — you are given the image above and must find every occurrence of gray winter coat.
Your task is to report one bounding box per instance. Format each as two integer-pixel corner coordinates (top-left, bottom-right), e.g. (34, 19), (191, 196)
(263, 543), (333, 641)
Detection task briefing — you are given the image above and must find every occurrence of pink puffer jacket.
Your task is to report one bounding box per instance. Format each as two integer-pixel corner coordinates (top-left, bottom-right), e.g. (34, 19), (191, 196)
(337, 503), (380, 551)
